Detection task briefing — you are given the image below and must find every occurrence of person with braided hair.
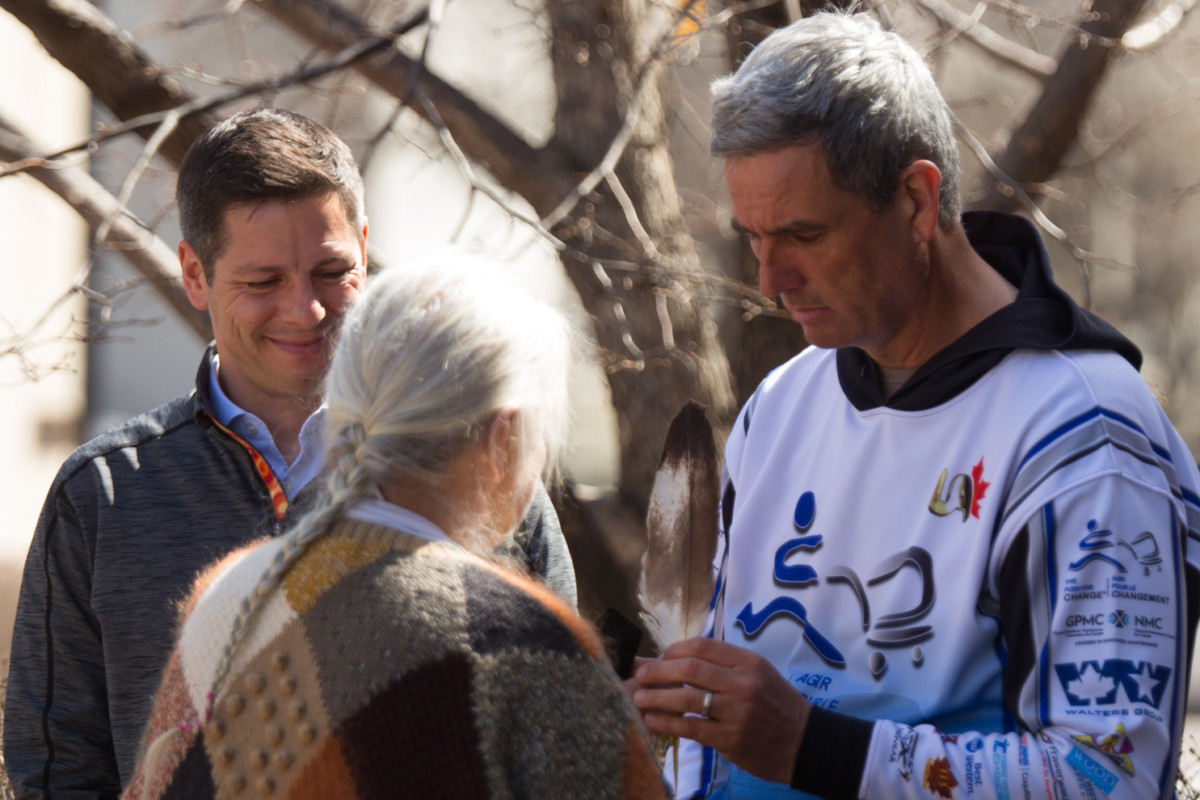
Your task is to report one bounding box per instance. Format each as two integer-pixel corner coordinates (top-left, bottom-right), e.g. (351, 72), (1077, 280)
(5, 108), (576, 799)
(121, 253), (667, 800)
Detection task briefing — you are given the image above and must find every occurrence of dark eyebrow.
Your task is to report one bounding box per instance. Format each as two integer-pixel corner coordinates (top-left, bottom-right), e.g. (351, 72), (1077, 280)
(731, 219), (827, 238)
(227, 252), (357, 276)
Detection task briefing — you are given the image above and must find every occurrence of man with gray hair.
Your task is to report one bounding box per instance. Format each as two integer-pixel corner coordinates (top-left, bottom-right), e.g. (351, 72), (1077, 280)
(633, 12), (1199, 799)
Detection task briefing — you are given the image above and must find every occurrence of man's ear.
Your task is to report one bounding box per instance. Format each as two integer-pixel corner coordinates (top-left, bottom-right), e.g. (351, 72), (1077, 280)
(357, 219), (369, 271)
(178, 241), (211, 312)
(900, 160), (942, 244)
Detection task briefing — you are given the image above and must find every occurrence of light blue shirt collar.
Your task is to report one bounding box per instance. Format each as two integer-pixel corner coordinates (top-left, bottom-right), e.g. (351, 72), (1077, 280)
(345, 499), (460, 547)
(207, 354), (327, 499)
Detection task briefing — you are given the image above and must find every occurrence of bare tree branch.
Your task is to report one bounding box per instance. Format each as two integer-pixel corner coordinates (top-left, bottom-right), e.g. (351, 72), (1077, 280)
(1068, 81), (1200, 169)
(954, 115), (1135, 308)
(0, 0), (430, 174)
(0, 113), (211, 340)
(915, 0), (1057, 77)
(980, 0), (1113, 34)
(42, 11), (428, 167)
(98, 114), (181, 245)
(250, 0), (580, 212)
(1122, 0), (1199, 49)
(974, 0), (1153, 209)
(0, 0), (219, 165)
(541, 0), (705, 232)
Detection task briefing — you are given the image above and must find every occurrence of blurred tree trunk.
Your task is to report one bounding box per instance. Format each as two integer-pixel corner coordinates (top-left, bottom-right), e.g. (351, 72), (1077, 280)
(542, 0), (735, 510)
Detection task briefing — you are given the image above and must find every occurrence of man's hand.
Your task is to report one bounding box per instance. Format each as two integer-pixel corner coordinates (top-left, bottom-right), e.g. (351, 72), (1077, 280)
(631, 637), (811, 785)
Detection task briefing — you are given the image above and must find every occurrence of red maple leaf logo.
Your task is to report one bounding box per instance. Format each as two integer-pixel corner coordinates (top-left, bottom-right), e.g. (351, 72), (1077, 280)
(923, 756), (958, 798)
(970, 458), (991, 519)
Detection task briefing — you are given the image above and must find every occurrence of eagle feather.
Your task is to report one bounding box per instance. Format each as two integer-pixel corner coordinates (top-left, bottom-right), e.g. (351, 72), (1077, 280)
(639, 400), (720, 653)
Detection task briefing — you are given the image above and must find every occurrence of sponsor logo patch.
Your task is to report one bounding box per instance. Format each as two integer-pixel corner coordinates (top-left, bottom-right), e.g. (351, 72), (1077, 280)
(923, 756), (957, 799)
(992, 741), (1011, 800)
(1055, 605), (1170, 650)
(1069, 522), (1163, 577)
(1054, 659), (1171, 708)
(1066, 747), (1119, 793)
(889, 726), (918, 783)
(929, 457), (990, 521)
(1074, 722), (1136, 776)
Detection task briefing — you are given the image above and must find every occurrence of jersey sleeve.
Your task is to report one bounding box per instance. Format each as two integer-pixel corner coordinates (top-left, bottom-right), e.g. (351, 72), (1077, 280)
(857, 473), (1194, 800)
(4, 477), (123, 800)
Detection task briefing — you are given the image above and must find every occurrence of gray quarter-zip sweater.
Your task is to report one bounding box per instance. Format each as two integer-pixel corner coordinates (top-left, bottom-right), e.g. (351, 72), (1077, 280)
(3, 346), (574, 800)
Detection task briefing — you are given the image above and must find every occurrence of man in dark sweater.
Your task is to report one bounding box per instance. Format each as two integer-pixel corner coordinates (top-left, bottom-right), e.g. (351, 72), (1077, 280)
(4, 108), (575, 800)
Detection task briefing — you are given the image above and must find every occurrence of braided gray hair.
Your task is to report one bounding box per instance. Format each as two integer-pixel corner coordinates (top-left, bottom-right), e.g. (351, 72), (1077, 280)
(205, 249), (572, 707)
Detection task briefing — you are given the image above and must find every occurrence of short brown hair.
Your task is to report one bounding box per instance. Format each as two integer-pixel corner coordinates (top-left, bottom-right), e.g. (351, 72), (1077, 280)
(176, 108), (366, 280)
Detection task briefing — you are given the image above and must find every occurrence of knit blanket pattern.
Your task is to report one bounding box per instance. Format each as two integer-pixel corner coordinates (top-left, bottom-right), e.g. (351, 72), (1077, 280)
(123, 519), (666, 800)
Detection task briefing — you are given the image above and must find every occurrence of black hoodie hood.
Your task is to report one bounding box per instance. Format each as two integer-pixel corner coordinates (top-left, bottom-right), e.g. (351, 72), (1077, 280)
(836, 210), (1141, 412)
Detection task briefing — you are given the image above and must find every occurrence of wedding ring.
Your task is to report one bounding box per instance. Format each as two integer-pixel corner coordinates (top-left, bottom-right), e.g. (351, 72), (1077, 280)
(700, 690), (714, 719)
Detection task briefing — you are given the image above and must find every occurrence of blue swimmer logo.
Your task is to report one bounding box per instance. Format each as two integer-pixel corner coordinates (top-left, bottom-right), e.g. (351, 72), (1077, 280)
(1069, 521), (1163, 576)
(736, 491), (935, 676)
(735, 492), (845, 664)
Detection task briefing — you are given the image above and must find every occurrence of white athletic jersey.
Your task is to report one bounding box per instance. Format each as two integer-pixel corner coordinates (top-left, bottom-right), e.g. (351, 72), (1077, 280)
(674, 344), (1200, 800)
